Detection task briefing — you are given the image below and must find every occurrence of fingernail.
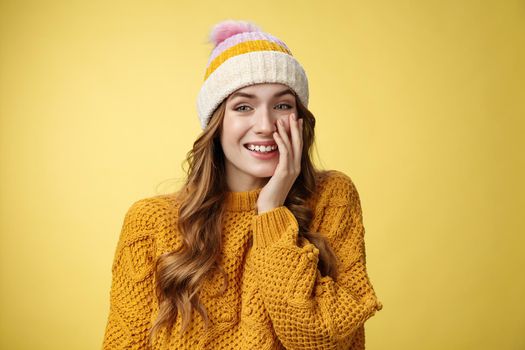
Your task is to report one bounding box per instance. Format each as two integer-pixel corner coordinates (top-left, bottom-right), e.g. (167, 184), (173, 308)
(292, 113), (297, 121)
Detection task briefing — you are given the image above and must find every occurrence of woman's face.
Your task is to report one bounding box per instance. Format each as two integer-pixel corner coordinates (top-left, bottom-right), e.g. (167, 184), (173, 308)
(221, 83), (297, 191)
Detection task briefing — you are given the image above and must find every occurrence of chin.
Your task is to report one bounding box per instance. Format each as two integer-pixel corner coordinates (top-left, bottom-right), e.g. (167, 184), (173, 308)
(246, 165), (277, 179)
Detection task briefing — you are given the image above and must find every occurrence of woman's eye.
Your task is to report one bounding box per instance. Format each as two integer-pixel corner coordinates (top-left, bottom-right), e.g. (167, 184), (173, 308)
(234, 104), (292, 112)
(234, 105), (251, 112)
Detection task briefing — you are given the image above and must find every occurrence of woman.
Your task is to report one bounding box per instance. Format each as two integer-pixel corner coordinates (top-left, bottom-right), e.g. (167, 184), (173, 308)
(102, 19), (383, 349)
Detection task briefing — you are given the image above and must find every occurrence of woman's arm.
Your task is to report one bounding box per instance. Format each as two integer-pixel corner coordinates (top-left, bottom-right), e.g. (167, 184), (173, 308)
(249, 173), (383, 350)
(102, 199), (158, 349)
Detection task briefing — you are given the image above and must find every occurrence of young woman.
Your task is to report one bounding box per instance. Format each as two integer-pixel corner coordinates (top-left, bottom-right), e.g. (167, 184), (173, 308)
(102, 19), (383, 349)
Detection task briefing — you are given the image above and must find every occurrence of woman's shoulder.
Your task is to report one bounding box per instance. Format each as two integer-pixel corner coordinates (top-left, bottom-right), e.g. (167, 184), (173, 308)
(119, 193), (182, 239)
(311, 169), (362, 209)
(124, 193), (180, 222)
(118, 193), (184, 253)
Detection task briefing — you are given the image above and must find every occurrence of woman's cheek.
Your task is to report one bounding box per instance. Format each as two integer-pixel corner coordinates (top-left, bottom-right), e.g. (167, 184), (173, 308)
(227, 118), (249, 134)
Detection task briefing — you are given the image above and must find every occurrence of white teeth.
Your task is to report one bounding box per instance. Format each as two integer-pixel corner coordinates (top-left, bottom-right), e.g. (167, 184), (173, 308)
(247, 144), (278, 153)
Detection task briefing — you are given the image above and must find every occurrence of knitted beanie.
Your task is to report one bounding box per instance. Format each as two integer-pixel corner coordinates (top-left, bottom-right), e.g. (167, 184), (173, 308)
(196, 19), (309, 130)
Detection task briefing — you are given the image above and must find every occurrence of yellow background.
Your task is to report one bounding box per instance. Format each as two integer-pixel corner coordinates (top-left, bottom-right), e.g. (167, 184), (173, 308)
(1, 0), (524, 349)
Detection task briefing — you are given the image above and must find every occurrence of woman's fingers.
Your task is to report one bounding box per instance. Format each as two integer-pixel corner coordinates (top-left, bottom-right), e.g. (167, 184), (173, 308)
(276, 119), (293, 172)
(277, 119), (292, 158)
(289, 113), (303, 171)
(273, 129), (288, 174)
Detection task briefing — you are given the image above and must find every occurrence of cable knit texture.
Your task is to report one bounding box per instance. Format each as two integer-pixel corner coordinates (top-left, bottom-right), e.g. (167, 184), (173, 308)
(102, 170), (383, 349)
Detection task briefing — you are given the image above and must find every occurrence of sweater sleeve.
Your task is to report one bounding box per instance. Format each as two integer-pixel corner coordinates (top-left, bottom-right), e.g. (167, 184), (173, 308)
(249, 175), (383, 350)
(102, 198), (158, 350)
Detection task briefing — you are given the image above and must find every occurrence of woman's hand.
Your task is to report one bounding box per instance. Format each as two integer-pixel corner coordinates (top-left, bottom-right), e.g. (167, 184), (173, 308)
(256, 112), (304, 214)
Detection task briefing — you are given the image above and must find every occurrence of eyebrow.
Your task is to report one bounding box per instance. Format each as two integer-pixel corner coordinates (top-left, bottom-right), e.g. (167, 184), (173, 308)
(229, 88), (295, 100)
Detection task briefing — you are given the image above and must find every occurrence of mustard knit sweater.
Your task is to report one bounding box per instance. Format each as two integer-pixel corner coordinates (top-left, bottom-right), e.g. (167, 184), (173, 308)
(102, 170), (383, 349)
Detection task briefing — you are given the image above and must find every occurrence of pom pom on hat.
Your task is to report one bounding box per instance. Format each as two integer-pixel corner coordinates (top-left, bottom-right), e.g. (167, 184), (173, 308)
(208, 19), (262, 47)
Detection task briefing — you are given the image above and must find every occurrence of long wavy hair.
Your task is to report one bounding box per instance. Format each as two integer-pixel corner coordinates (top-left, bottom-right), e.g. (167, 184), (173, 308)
(148, 90), (339, 345)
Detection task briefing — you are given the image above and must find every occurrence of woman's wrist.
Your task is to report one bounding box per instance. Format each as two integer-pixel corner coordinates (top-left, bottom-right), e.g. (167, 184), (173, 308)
(256, 201), (283, 215)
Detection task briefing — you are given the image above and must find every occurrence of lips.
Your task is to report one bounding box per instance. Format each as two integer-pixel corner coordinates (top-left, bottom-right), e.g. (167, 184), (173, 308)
(243, 141), (277, 147)
(244, 143), (279, 160)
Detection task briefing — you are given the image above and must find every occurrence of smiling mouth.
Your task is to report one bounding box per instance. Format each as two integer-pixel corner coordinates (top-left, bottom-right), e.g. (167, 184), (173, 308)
(243, 144), (278, 153)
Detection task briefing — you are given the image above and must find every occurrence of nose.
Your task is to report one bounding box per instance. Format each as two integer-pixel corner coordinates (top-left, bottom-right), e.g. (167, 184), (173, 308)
(252, 107), (277, 135)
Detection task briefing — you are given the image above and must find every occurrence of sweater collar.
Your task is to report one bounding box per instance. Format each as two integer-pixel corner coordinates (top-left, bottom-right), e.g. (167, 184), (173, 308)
(224, 187), (263, 211)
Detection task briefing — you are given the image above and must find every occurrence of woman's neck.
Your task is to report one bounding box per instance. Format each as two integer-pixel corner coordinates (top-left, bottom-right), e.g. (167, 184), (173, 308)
(224, 187), (262, 211)
(224, 167), (271, 192)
